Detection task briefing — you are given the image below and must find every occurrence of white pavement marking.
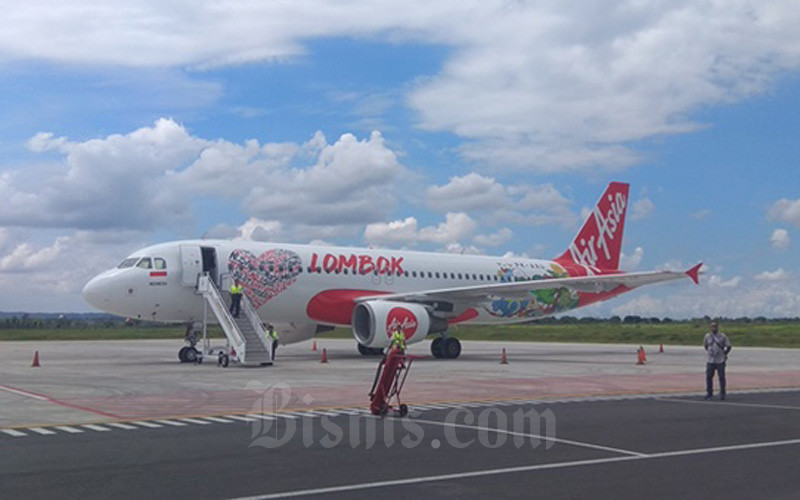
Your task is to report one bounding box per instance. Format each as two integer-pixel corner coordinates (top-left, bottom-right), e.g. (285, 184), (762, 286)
(179, 418), (212, 425)
(657, 398), (800, 411)
(53, 426), (83, 434)
(82, 424), (111, 432)
(232, 437), (800, 500)
(413, 418), (646, 457)
(282, 411), (318, 418)
(0, 384), (49, 401)
(202, 416), (236, 423)
(274, 413), (299, 419)
(313, 411), (344, 417)
(1, 429), (27, 437)
(131, 421), (163, 428)
(28, 427), (57, 435)
(154, 420), (187, 427)
(224, 415), (258, 422)
(247, 414), (276, 421)
(333, 409), (362, 415)
(106, 423), (138, 430)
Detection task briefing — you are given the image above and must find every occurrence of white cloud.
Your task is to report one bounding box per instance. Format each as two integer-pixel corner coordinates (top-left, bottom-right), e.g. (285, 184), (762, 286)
(770, 228), (791, 249)
(0, 229), (150, 311)
(611, 280), (800, 319)
(755, 268), (790, 282)
(3, 120), (407, 241)
(630, 198), (655, 221)
(619, 246), (644, 270)
(427, 173), (507, 212)
(419, 213), (477, 244)
(365, 212), (476, 246)
(426, 173), (575, 227)
(473, 228), (513, 247)
(768, 198), (800, 228)
(707, 275), (742, 289)
(1, 3), (797, 172)
(364, 217), (419, 244)
(242, 130), (406, 227)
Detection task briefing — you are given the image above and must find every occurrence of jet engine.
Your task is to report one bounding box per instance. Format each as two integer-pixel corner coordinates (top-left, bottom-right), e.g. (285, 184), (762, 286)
(352, 301), (448, 348)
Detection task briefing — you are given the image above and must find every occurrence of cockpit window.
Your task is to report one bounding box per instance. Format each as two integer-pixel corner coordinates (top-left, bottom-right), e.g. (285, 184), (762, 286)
(154, 258), (167, 270)
(117, 258), (139, 269)
(136, 257), (153, 269)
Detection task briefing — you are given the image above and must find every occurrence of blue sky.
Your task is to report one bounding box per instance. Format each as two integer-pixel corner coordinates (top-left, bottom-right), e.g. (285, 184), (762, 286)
(0, 1), (798, 317)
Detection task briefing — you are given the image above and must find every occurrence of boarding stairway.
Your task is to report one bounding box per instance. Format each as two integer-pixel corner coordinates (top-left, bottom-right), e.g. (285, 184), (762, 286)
(196, 274), (273, 366)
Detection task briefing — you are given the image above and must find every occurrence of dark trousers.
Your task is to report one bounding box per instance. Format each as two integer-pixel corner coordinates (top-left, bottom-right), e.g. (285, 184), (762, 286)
(706, 362), (727, 397)
(271, 340), (278, 361)
(230, 295), (241, 317)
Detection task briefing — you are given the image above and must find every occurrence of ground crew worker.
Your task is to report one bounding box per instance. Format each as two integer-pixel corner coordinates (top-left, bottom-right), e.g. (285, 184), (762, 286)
(390, 329), (406, 353)
(268, 324), (279, 361)
(229, 280), (243, 318)
(704, 320), (732, 400)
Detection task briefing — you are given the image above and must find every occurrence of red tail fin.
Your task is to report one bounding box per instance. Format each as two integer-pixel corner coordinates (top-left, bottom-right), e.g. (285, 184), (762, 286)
(556, 182), (629, 271)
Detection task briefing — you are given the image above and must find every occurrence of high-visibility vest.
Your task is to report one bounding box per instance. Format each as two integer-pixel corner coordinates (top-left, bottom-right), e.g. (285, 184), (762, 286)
(231, 284), (243, 295)
(269, 329), (278, 340)
(391, 330), (405, 349)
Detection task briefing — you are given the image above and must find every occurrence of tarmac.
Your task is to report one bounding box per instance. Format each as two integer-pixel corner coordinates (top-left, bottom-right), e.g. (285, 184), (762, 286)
(2, 338), (800, 498)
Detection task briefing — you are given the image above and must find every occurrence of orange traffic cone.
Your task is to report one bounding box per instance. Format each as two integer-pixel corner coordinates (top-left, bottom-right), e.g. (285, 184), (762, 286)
(500, 348), (508, 365)
(312, 341), (317, 352)
(320, 348), (328, 363)
(636, 346), (645, 365)
(31, 351), (40, 367)
(659, 344), (664, 354)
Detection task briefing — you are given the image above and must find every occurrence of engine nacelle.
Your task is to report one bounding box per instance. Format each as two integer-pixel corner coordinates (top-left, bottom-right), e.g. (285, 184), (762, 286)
(352, 301), (448, 348)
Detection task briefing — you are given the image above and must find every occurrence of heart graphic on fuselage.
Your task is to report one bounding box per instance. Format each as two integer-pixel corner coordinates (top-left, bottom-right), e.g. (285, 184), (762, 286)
(228, 249), (302, 309)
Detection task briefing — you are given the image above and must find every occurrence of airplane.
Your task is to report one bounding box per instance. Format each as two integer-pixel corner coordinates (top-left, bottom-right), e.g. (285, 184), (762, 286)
(82, 181), (701, 361)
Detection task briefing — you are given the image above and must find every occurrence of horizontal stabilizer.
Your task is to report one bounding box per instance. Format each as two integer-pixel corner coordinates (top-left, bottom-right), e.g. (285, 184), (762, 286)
(685, 263), (703, 285)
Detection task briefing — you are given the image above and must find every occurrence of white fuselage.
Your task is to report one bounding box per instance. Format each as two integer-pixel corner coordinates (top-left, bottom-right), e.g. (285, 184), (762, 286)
(83, 239), (591, 344)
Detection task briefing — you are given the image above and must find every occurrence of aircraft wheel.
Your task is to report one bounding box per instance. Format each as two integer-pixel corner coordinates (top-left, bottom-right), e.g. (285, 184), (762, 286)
(184, 347), (199, 363)
(442, 337), (461, 359)
(358, 343), (370, 356)
(178, 346), (190, 363)
(431, 337), (444, 358)
(221, 354), (229, 367)
(399, 404), (409, 417)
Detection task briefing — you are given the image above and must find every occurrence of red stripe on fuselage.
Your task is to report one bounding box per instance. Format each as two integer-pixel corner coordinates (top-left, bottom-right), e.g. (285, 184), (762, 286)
(447, 308), (479, 324)
(306, 290), (391, 325)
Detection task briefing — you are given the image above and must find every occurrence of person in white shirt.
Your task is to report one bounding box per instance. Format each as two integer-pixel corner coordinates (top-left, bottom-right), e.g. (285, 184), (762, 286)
(703, 320), (732, 400)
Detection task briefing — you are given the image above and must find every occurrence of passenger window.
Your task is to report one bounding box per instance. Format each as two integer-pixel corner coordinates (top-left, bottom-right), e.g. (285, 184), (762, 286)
(154, 258), (167, 270)
(136, 258), (152, 269)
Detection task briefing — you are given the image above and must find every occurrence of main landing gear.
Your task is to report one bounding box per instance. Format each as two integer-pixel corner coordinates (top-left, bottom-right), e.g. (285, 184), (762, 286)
(431, 336), (461, 359)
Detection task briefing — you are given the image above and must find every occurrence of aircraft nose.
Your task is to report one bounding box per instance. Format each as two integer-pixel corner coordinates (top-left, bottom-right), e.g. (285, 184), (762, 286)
(82, 274), (113, 311)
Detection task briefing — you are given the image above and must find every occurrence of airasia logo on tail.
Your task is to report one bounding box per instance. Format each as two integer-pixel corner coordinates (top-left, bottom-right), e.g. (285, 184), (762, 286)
(386, 307), (418, 339)
(560, 182), (629, 272)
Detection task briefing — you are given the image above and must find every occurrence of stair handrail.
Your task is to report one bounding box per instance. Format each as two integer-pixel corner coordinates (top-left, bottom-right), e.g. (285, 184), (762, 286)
(197, 274), (246, 359)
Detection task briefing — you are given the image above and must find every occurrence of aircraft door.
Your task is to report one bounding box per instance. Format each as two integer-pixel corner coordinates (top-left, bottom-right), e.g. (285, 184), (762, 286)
(201, 247), (218, 286)
(180, 245), (203, 286)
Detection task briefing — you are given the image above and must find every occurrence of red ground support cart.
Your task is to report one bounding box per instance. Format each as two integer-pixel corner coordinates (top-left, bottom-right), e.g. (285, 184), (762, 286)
(369, 346), (419, 417)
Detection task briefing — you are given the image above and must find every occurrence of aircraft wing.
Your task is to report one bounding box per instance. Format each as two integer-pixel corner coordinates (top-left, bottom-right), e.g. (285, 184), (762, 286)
(355, 264), (702, 305)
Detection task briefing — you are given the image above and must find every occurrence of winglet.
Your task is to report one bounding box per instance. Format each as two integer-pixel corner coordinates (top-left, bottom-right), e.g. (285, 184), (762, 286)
(685, 263), (703, 285)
